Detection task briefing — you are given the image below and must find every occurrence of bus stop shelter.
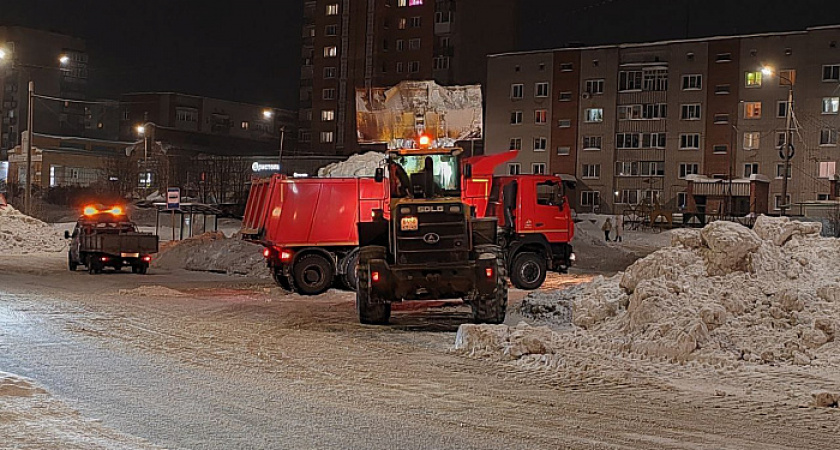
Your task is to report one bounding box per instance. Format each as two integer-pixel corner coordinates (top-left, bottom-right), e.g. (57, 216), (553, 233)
(153, 202), (222, 241)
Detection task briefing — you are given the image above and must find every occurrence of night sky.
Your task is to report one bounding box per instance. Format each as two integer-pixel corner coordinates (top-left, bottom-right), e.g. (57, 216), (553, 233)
(1, 0), (839, 110)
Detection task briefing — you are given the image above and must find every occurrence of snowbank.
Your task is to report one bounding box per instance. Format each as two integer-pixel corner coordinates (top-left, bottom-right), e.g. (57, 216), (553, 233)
(0, 205), (67, 254)
(511, 216), (840, 366)
(153, 232), (268, 278)
(317, 151), (386, 178)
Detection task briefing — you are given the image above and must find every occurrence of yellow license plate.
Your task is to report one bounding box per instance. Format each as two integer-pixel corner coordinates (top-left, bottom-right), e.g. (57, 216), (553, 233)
(400, 216), (418, 231)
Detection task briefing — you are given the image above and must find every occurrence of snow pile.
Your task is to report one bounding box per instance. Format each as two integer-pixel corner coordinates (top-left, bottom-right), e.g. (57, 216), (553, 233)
(0, 371), (44, 397)
(0, 204), (67, 254)
(317, 151), (386, 178)
(514, 216), (840, 366)
(118, 286), (187, 297)
(153, 232), (268, 278)
(454, 323), (563, 360)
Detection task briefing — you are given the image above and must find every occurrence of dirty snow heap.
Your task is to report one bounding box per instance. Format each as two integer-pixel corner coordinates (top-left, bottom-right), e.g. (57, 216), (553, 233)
(153, 231), (268, 278)
(317, 151), (386, 178)
(0, 205), (67, 254)
(475, 216), (840, 368)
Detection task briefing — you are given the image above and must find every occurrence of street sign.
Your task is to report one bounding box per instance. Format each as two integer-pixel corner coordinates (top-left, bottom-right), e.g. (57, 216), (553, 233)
(779, 143), (795, 160)
(167, 187), (181, 210)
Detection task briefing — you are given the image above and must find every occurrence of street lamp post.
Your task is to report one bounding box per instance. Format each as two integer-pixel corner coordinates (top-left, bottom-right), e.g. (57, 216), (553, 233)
(24, 81), (34, 214)
(764, 66), (794, 216)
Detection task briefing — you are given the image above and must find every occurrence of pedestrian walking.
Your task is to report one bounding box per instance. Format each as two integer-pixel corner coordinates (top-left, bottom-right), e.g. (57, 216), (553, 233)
(601, 218), (612, 242)
(614, 215), (623, 242)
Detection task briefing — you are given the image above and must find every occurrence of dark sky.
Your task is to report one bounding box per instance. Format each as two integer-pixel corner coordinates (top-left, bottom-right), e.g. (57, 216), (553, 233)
(2, 0), (839, 110)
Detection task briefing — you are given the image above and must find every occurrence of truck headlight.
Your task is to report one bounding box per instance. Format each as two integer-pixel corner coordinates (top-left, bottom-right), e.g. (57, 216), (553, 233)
(400, 216), (418, 231)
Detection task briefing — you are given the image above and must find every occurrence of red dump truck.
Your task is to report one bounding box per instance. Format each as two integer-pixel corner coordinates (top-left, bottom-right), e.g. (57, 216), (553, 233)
(241, 150), (574, 294)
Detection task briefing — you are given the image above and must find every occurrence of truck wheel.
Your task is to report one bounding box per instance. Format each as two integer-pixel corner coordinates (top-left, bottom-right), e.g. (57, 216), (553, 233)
(272, 268), (293, 291)
(138, 263), (148, 275)
(339, 250), (360, 291)
(356, 259), (390, 324)
(88, 258), (101, 275)
(68, 252), (77, 271)
(292, 253), (334, 295)
(471, 247), (508, 324)
(510, 252), (546, 290)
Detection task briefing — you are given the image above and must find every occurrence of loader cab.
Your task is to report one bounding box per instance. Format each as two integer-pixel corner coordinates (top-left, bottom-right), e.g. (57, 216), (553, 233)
(387, 149), (462, 200)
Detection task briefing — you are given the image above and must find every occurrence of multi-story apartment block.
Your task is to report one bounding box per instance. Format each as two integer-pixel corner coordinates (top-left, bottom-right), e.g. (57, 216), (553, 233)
(299, 0), (517, 157)
(487, 25), (840, 215)
(0, 26), (87, 159)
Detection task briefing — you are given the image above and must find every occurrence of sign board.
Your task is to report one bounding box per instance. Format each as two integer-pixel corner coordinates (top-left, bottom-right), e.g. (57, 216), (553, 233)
(251, 162), (281, 172)
(166, 187), (181, 210)
(356, 80), (483, 149)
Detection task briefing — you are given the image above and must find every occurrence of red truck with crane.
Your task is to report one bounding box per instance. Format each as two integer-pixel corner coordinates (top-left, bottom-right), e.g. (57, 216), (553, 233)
(240, 149), (574, 295)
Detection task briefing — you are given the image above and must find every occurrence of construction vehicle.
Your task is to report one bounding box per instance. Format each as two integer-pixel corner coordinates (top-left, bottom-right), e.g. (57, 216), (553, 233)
(65, 205), (159, 274)
(241, 150), (574, 295)
(355, 145), (507, 324)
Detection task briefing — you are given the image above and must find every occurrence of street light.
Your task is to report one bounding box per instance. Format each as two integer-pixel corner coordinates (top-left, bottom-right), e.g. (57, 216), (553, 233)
(762, 66), (794, 216)
(0, 49), (6, 60)
(59, 55), (70, 65)
(262, 109), (274, 120)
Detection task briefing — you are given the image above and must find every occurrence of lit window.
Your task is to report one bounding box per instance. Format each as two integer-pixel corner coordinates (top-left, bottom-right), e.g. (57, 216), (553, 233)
(320, 131), (334, 143)
(584, 108), (603, 123)
(409, 0), (423, 5)
(744, 101), (762, 119)
(321, 110), (335, 121)
(822, 97), (839, 114)
(398, 0), (407, 6)
(819, 161), (836, 179)
(745, 71), (762, 87)
(534, 109), (547, 124)
(743, 132), (760, 150)
(398, 18), (407, 29)
(241, 121), (249, 130)
(326, 4), (339, 15)
(324, 46), (337, 57)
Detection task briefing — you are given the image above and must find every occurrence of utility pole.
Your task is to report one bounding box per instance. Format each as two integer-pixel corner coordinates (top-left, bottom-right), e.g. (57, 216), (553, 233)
(781, 84), (794, 216)
(278, 125), (285, 169)
(24, 81), (34, 215)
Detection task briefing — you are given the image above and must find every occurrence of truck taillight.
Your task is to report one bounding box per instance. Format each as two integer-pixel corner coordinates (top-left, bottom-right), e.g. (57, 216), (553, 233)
(485, 267), (493, 278)
(142, 256), (152, 262)
(101, 256), (108, 262)
(263, 248), (271, 258)
(372, 271), (380, 282)
(280, 250), (293, 261)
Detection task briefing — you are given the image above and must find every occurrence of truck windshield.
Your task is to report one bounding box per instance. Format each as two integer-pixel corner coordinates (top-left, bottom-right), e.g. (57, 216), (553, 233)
(391, 154), (460, 198)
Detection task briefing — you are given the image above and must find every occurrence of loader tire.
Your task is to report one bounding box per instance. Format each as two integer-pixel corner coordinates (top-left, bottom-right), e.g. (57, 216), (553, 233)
(68, 252), (77, 271)
(470, 247), (508, 324)
(356, 260), (390, 325)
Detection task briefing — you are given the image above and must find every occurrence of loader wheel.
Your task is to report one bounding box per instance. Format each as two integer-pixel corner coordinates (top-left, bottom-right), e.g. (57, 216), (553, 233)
(68, 252), (77, 271)
(272, 267), (293, 291)
(510, 252), (546, 290)
(356, 259), (390, 325)
(339, 250), (360, 291)
(470, 247), (508, 324)
(292, 253), (334, 296)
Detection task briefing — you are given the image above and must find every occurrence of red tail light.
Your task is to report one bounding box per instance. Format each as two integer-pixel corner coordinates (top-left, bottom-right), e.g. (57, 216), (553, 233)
(280, 250), (293, 261)
(101, 256), (108, 262)
(372, 271), (380, 282)
(485, 267), (493, 278)
(142, 256), (152, 262)
(263, 248), (270, 258)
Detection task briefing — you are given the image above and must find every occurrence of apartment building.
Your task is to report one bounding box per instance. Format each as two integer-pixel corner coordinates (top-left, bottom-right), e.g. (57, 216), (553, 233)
(486, 25), (840, 215)
(0, 26), (87, 158)
(298, 0), (517, 157)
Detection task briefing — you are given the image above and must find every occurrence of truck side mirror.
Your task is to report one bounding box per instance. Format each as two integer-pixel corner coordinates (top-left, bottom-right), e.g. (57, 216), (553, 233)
(374, 168), (385, 183)
(557, 197), (566, 211)
(463, 163), (472, 180)
(64, 230), (70, 239)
